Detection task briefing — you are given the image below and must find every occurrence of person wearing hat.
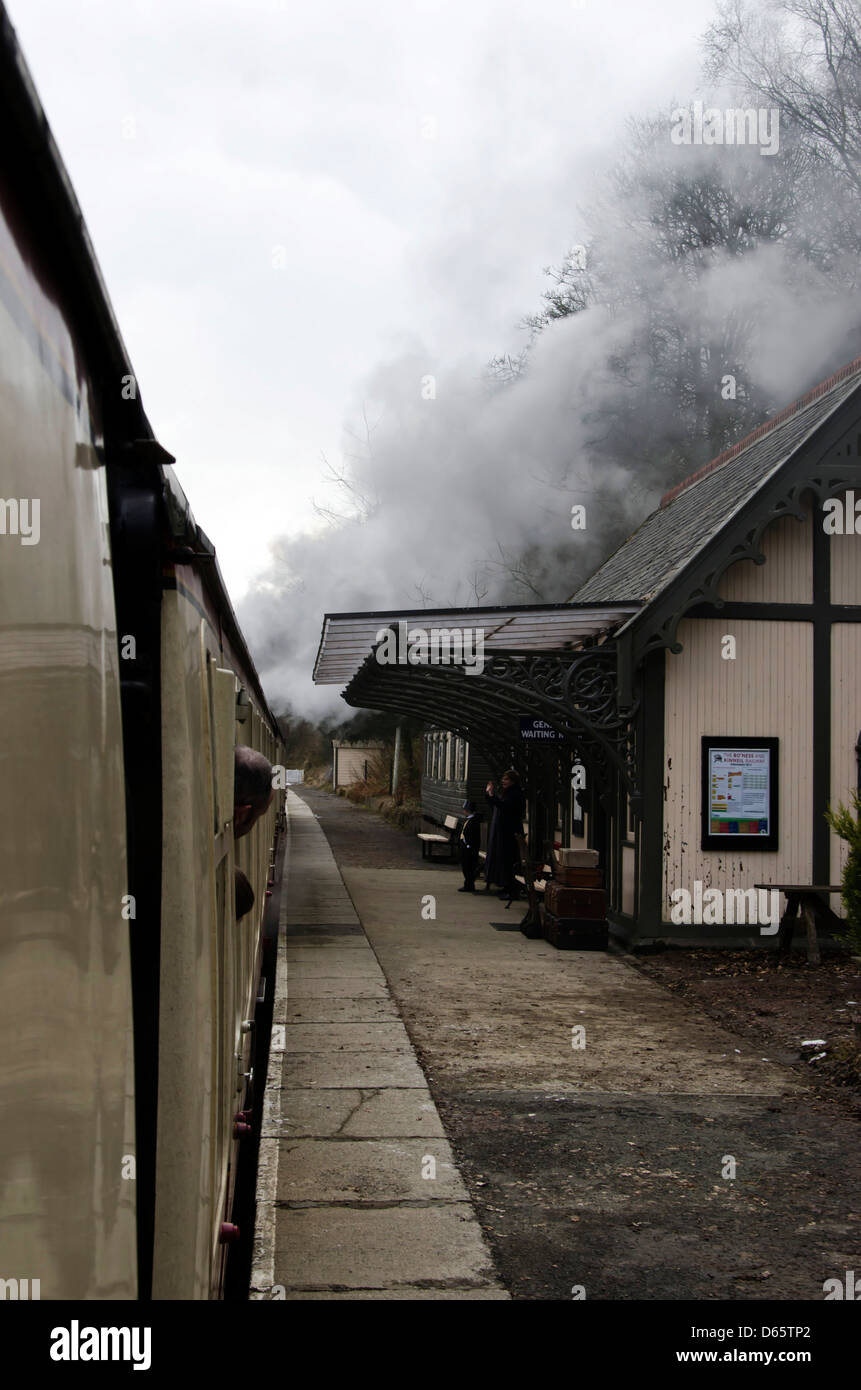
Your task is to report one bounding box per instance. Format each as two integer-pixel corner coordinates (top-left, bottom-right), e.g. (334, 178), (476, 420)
(458, 800), (482, 893)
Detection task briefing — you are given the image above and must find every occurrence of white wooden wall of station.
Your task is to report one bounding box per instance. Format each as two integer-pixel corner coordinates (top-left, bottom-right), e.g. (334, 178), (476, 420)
(660, 495), (861, 917)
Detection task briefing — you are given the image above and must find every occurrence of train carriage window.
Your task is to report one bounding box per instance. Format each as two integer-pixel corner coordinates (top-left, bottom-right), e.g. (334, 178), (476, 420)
(456, 737), (466, 781)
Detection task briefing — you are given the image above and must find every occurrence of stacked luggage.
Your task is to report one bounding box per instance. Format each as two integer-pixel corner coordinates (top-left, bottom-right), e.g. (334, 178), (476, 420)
(542, 848), (608, 950)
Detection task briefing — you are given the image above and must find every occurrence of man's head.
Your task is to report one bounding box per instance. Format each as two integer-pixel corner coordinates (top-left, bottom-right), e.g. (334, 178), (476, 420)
(234, 745), (274, 838)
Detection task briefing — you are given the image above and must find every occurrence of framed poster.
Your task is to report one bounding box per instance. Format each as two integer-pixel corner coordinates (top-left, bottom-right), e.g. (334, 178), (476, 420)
(701, 736), (779, 850)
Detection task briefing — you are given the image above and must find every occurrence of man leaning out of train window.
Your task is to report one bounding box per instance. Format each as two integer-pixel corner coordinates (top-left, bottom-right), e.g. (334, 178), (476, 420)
(233, 747), (274, 921)
(233, 746), (274, 838)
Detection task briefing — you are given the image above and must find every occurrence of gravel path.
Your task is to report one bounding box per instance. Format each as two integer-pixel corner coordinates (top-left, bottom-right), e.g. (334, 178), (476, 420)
(294, 786), (861, 1302)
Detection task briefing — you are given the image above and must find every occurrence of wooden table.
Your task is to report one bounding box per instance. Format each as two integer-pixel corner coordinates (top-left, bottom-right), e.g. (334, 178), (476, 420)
(754, 885), (844, 965)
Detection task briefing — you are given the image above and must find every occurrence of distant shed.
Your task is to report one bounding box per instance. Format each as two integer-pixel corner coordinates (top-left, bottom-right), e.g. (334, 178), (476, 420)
(332, 740), (385, 789)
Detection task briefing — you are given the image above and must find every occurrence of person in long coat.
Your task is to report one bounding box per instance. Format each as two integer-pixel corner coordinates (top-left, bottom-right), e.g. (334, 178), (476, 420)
(484, 769), (526, 899)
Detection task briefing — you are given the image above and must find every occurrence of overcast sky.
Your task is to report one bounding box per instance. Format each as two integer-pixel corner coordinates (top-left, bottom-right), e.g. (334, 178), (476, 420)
(10, 0), (719, 603)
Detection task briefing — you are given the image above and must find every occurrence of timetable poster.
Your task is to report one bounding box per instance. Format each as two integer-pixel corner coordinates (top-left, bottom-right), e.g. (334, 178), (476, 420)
(701, 737), (779, 850)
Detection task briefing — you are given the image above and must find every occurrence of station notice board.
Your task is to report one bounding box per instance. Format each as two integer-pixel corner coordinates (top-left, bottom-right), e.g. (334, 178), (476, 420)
(701, 736), (779, 850)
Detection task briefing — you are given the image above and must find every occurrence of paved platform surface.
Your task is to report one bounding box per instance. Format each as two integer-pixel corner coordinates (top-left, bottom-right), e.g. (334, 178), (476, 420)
(251, 790), (508, 1300)
(272, 787), (861, 1302)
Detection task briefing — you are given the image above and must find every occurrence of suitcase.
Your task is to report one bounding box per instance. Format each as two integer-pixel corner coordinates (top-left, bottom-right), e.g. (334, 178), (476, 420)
(554, 867), (603, 888)
(558, 848), (600, 868)
(542, 909), (608, 951)
(545, 882), (607, 918)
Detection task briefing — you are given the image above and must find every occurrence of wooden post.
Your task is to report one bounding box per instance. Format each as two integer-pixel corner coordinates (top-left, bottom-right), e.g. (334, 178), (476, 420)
(801, 900), (821, 966)
(515, 831), (542, 937)
(777, 892), (799, 959)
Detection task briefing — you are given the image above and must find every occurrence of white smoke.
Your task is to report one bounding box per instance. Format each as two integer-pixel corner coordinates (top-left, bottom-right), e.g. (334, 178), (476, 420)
(240, 224), (861, 720)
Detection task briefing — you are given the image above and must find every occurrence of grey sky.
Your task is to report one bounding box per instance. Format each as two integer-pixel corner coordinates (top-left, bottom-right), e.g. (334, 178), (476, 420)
(10, 0), (718, 601)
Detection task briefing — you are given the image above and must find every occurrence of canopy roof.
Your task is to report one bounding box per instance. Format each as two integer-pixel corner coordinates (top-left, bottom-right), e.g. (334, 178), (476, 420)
(313, 602), (638, 685)
(313, 601), (642, 799)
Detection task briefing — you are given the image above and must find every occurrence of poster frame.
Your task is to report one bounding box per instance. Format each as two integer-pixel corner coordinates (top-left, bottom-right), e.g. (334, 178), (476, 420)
(700, 735), (779, 851)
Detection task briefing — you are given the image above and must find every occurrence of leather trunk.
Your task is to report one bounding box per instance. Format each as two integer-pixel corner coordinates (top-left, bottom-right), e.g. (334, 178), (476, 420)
(542, 909), (608, 951)
(545, 882), (607, 918)
(554, 867), (603, 888)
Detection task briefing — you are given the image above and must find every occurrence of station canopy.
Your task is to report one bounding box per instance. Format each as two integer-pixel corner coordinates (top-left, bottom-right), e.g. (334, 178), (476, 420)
(313, 603), (637, 685)
(313, 602), (641, 798)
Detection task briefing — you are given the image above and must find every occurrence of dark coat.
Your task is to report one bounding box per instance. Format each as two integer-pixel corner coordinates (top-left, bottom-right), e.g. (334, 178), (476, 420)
(459, 813), (481, 853)
(484, 784), (525, 886)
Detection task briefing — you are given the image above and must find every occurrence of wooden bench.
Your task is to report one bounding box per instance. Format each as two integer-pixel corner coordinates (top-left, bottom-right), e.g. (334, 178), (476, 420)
(417, 814), (461, 861)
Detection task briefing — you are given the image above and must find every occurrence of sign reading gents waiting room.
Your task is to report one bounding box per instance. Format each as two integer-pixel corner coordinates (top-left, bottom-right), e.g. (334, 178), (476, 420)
(519, 718), (564, 741)
(701, 736), (779, 850)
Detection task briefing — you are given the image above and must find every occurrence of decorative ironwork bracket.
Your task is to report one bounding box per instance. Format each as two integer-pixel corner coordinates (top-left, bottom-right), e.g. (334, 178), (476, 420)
(347, 641), (641, 804)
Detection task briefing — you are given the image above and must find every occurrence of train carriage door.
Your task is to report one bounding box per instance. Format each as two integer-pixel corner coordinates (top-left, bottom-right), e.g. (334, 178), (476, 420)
(203, 647), (243, 1297)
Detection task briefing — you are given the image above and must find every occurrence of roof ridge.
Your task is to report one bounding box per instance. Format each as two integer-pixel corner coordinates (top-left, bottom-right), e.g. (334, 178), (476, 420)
(659, 353), (861, 508)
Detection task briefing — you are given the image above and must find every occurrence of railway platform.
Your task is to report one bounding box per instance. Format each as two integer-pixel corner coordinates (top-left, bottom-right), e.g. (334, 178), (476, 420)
(251, 790), (508, 1299)
(253, 786), (861, 1302)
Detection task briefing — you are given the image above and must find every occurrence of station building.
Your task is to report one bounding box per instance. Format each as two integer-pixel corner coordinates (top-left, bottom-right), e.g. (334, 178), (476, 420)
(313, 357), (861, 945)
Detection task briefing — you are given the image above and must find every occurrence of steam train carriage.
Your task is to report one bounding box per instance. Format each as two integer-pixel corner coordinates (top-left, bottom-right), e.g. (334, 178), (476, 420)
(0, 6), (284, 1298)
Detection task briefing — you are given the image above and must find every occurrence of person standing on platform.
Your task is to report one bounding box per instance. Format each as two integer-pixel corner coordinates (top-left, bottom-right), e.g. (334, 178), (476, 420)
(485, 769), (526, 900)
(458, 800), (481, 893)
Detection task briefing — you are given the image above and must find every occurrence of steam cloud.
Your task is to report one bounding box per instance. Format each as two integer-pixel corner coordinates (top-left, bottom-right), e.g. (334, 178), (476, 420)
(240, 230), (860, 721)
(240, 49), (861, 720)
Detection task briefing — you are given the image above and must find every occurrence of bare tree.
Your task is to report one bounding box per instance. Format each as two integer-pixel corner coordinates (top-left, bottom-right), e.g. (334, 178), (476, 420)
(705, 0), (861, 207)
(311, 403), (382, 525)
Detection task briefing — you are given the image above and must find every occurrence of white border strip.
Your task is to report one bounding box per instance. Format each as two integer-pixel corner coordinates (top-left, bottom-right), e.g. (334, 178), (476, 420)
(249, 809), (291, 1300)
